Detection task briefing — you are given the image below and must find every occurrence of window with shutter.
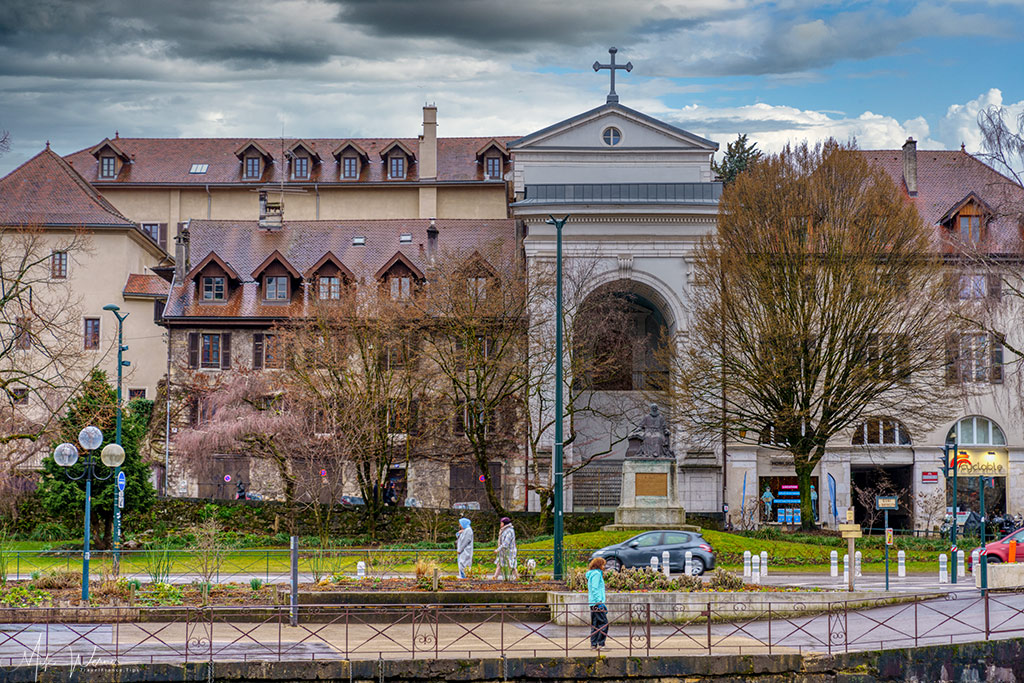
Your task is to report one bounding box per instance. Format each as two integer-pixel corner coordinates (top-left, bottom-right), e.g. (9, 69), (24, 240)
(989, 273), (1003, 301)
(991, 333), (1004, 383)
(253, 333), (264, 369)
(222, 332), (232, 369)
(201, 333), (221, 368)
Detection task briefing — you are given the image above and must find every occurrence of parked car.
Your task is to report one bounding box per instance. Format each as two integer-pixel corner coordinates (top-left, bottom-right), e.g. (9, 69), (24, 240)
(339, 495), (365, 509)
(590, 530), (715, 575)
(968, 526), (1024, 570)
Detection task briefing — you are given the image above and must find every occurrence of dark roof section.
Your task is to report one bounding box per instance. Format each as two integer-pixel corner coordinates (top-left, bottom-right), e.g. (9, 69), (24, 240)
(507, 102), (719, 150)
(0, 147), (136, 227)
(124, 273), (170, 298)
(187, 251), (241, 281)
(163, 218), (516, 321)
(862, 149), (1024, 252)
(512, 182), (722, 206)
(64, 137), (518, 185)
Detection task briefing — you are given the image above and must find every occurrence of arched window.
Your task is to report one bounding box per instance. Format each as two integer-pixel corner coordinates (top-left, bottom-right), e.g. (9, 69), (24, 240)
(947, 416), (1006, 446)
(851, 418), (911, 446)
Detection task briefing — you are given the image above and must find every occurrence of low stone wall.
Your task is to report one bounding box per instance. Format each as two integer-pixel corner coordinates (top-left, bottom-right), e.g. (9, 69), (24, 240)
(976, 561), (1024, 589)
(547, 590), (941, 625)
(15, 637), (1024, 681)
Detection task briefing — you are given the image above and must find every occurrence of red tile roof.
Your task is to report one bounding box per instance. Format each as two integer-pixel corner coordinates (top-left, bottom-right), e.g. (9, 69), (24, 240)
(164, 218), (517, 321)
(124, 273), (170, 298)
(0, 147), (136, 227)
(63, 137), (518, 186)
(862, 148), (1024, 253)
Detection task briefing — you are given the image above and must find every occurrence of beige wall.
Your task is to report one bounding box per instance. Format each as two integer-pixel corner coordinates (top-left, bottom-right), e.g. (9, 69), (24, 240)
(98, 184), (509, 225)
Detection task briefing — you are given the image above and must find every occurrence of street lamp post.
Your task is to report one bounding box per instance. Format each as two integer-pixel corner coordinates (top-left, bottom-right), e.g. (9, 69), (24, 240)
(53, 428), (125, 601)
(944, 434), (960, 585)
(545, 214), (570, 581)
(102, 304), (130, 571)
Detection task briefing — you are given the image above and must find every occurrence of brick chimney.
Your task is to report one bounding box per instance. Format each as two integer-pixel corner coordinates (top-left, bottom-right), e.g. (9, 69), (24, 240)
(420, 104), (437, 179)
(902, 137), (917, 196)
(426, 218), (438, 261)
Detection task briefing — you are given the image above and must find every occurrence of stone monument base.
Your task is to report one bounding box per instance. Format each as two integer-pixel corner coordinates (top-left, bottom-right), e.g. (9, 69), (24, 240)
(602, 457), (696, 532)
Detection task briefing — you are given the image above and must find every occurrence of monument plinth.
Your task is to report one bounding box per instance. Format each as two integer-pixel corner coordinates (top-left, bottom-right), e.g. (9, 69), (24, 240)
(603, 404), (695, 532)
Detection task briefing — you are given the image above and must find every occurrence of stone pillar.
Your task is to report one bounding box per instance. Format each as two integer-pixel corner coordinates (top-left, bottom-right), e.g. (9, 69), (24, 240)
(1007, 448), (1024, 517)
(912, 446), (947, 532)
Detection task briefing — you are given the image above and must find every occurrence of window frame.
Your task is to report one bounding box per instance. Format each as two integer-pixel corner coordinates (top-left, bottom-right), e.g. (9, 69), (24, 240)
(14, 317), (31, 350)
(390, 275), (412, 300)
(389, 155), (406, 179)
(343, 156), (358, 179)
(958, 273), (988, 299)
(263, 275), (290, 301)
(948, 415), (1007, 446)
(467, 276), (488, 301)
(852, 418), (912, 446)
(128, 388), (147, 401)
(485, 155), (502, 179)
(959, 214), (981, 243)
(244, 156), (261, 179)
(602, 127), (622, 146)
(201, 333), (222, 369)
(201, 276), (226, 302)
(100, 156), (117, 178)
(50, 251), (68, 279)
(318, 275), (342, 300)
(292, 156), (309, 179)
(141, 223), (160, 243)
(11, 387), (29, 406)
(83, 317), (100, 350)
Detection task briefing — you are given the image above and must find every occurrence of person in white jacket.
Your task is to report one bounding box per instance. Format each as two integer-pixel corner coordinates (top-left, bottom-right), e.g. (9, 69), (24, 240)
(457, 518), (474, 579)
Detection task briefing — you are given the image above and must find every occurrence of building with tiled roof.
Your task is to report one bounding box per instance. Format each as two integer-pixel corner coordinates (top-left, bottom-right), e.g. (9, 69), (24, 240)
(0, 146), (173, 467)
(63, 106), (517, 233)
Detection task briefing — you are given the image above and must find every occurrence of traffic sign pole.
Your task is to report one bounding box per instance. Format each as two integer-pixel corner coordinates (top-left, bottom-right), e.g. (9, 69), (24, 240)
(884, 509), (889, 592)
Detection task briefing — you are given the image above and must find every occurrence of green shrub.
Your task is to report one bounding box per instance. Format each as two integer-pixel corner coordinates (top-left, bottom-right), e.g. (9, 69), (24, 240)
(250, 578), (263, 591)
(567, 566), (703, 592)
(143, 543), (173, 585)
(138, 582), (182, 606)
(28, 522), (71, 542)
(708, 568), (744, 591)
(0, 585), (52, 607)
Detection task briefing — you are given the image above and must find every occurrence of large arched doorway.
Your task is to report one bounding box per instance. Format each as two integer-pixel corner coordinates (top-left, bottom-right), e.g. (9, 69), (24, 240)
(574, 280), (672, 392)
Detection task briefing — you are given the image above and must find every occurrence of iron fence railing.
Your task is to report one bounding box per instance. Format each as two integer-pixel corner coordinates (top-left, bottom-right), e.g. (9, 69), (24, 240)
(0, 590), (1022, 666)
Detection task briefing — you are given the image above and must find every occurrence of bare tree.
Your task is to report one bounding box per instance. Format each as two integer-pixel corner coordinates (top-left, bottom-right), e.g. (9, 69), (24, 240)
(282, 292), (427, 540)
(1, 226), (94, 468)
(523, 254), (641, 525)
(852, 469), (898, 533)
(664, 140), (956, 529)
(415, 244), (527, 515)
(173, 371), (306, 532)
(915, 487), (947, 533)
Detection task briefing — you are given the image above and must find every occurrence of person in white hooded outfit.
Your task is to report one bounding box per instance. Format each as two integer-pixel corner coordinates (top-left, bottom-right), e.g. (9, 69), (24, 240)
(457, 517), (474, 579)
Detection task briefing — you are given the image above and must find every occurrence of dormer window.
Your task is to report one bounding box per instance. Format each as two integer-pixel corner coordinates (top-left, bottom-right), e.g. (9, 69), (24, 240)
(319, 276), (342, 300)
(390, 276), (412, 300)
(264, 275), (289, 301)
(293, 156), (309, 179)
(100, 156), (116, 178)
(343, 156), (358, 179)
(245, 157), (261, 179)
(389, 155), (405, 179)
(485, 156), (502, 180)
(960, 214), (981, 243)
(468, 276), (488, 301)
(202, 276), (226, 301)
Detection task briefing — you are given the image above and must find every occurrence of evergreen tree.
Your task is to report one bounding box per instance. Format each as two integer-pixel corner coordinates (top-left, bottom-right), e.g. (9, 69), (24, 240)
(712, 134), (762, 184)
(37, 369), (155, 547)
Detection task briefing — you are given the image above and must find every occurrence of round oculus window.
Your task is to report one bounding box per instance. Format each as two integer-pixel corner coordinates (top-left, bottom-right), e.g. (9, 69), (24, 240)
(602, 127), (622, 146)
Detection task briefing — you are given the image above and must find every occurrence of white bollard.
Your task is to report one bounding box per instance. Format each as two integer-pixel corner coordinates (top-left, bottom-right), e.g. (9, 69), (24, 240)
(855, 550), (862, 577)
(743, 550), (752, 577)
(356, 561), (366, 578)
(760, 551), (768, 577)
(843, 554), (849, 583)
(939, 554), (948, 584)
(897, 550), (906, 578)
(751, 554), (761, 584)
(662, 550), (671, 577)
(972, 549), (981, 576)
(650, 556), (659, 572)
(958, 551), (966, 579)
(684, 551), (693, 576)
(830, 550), (838, 578)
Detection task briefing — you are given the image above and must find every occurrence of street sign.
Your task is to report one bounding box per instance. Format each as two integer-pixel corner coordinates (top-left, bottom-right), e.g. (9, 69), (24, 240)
(224, 475), (231, 483)
(846, 508), (855, 522)
(118, 491), (124, 509)
(875, 495), (898, 511)
(839, 523), (861, 532)
(117, 471), (126, 492)
(885, 528), (894, 546)
(922, 471), (939, 484)
(842, 530), (863, 539)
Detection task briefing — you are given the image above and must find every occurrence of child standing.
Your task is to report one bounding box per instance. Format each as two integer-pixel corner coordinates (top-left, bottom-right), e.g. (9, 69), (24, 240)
(587, 557), (608, 649)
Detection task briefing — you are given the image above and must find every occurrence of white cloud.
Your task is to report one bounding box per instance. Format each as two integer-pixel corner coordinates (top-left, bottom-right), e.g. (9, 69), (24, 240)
(936, 88), (1024, 153)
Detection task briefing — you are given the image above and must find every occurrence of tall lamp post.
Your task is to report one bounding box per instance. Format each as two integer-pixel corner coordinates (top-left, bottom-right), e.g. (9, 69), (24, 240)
(53, 428), (125, 601)
(943, 433), (960, 585)
(546, 214), (570, 581)
(102, 303), (130, 570)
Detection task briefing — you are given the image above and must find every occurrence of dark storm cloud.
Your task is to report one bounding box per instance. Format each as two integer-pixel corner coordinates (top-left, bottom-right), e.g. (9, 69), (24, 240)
(334, 0), (710, 48)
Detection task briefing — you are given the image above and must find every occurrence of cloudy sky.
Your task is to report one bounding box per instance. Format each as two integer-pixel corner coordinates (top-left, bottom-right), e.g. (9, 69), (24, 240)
(1, 0), (1022, 175)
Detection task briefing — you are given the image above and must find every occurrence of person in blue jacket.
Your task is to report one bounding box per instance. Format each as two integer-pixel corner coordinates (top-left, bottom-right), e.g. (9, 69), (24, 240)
(587, 557), (608, 649)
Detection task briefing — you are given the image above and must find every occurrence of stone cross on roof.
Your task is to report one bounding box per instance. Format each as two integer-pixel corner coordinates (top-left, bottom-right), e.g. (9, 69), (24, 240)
(593, 47), (633, 104)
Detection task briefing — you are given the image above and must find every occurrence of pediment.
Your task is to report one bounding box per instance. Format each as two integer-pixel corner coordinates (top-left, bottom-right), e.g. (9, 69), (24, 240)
(508, 103), (717, 152)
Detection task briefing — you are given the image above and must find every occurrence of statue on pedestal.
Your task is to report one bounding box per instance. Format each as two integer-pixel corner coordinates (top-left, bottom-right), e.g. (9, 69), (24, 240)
(628, 404), (674, 459)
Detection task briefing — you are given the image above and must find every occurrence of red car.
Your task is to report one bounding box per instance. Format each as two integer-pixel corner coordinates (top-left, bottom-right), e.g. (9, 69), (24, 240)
(968, 527), (1024, 569)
